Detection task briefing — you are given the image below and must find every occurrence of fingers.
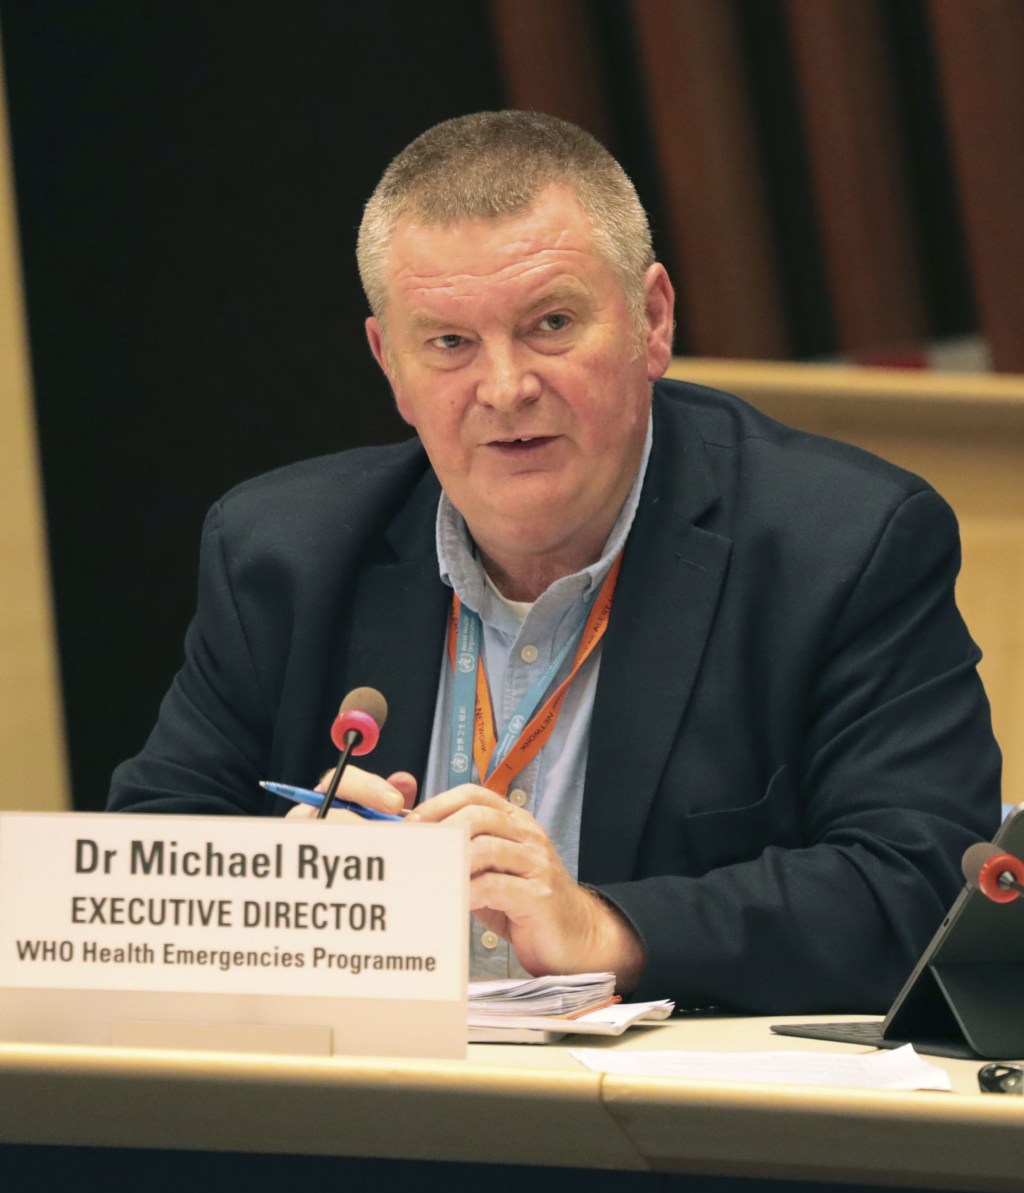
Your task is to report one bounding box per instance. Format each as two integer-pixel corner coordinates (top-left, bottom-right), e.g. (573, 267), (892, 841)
(469, 831), (552, 880)
(284, 802), (366, 824)
(414, 801), (547, 868)
(385, 771), (418, 806)
(471, 870), (559, 918)
(313, 762), (406, 815)
(286, 802), (317, 819)
(405, 784), (515, 823)
(406, 787), (549, 874)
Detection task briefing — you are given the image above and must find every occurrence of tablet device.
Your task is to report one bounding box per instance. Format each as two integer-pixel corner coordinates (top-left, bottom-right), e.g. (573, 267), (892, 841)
(772, 803), (1024, 1059)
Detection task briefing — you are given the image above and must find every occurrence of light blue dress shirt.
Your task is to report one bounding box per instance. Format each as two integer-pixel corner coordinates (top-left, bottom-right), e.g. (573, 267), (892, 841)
(422, 416), (653, 978)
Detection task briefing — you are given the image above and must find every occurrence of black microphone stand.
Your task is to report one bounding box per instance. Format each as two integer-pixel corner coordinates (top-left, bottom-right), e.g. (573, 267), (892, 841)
(316, 730), (363, 820)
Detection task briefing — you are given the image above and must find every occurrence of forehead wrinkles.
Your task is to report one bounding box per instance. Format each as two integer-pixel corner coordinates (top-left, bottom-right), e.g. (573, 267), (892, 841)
(391, 248), (599, 316)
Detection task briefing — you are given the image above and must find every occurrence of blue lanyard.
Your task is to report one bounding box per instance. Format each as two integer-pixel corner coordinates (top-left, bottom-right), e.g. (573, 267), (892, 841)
(447, 601), (589, 790)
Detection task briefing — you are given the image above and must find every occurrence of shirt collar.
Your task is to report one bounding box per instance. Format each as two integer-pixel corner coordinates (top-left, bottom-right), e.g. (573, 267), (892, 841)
(436, 412), (653, 621)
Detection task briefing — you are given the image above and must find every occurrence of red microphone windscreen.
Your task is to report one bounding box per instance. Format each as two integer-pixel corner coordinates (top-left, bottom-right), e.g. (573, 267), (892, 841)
(331, 687), (388, 755)
(963, 841), (1024, 903)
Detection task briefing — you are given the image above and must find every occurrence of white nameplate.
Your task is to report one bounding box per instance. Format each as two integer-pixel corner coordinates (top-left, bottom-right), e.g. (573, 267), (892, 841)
(0, 812), (468, 1058)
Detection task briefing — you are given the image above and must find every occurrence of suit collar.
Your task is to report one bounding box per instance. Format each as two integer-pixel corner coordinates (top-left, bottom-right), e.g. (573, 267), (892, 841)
(385, 463), (442, 562)
(580, 387), (733, 882)
(344, 466), (448, 785)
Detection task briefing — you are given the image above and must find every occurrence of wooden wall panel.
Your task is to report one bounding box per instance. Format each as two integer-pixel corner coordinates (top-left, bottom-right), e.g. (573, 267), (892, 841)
(630, 0), (788, 359)
(928, 0), (1024, 373)
(0, 53), (69, 811)
(483, 1), (1024, 369)
(488, 0), (611, 143)
(786, 0), (926, 355)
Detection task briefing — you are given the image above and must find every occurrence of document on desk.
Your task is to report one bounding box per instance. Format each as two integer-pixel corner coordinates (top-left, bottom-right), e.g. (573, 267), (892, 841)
(469, 971), (618, 1016)
(471, 999), (674, 1039)
(468, 973), (674, 1042)
(570, 1043), (952, 1091)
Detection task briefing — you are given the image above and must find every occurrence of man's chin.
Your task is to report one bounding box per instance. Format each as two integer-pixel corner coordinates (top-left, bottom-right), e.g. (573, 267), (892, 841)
(472, 510), (601, 569)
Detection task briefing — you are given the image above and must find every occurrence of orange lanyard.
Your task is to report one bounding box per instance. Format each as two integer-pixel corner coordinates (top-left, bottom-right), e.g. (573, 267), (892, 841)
(446, 555), (621, 796)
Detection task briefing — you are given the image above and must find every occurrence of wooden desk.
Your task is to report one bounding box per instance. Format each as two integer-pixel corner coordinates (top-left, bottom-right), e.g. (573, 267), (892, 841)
(2, 1017), (1022, 1191)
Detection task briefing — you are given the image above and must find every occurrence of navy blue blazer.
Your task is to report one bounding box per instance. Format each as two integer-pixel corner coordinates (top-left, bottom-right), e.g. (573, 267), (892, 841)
(109, 380), (1002, 1012)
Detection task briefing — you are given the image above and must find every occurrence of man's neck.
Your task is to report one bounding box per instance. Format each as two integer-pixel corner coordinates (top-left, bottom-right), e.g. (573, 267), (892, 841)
(478, 539), (606, 603)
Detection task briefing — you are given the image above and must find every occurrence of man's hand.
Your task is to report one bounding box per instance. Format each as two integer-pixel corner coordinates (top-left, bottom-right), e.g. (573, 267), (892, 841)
(406, 786), (646, 992)
(283, 765), (416, 822)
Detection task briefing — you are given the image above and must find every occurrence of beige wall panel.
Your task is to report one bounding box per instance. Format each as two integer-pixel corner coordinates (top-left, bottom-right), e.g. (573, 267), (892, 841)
(0, 56), (70, 810)
(667, 358), (1024, 805)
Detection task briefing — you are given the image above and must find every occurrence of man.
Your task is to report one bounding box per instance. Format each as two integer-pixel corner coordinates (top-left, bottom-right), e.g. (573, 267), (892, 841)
(109, 111), (1001, 1012)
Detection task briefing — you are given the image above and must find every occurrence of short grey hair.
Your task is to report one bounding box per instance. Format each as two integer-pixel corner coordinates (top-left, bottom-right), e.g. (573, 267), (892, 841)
(357, 111), (655, 335)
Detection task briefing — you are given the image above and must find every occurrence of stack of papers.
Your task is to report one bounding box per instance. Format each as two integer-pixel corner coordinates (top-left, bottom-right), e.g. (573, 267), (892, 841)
(468, 972), (674, 1043)
(469, 971), (617, 1018)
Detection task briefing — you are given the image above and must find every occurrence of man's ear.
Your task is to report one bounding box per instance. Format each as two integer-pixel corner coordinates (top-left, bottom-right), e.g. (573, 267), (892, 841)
(366, 317), (415, 427)
(643, 264), (676, 382)
(365, 316), (391, 379)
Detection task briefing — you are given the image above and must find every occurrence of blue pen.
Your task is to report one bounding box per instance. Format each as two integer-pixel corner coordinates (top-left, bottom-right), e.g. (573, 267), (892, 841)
(260, 780), (406, 822)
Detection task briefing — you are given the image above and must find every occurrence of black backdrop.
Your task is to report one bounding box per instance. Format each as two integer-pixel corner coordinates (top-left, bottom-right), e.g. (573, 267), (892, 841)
(2, 2), (510, 809)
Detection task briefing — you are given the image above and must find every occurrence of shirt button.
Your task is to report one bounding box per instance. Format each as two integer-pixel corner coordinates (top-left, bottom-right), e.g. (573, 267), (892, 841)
(509, 788), (528, 807)
(520, 644), (539, 663)
(481, 930), (500, 949)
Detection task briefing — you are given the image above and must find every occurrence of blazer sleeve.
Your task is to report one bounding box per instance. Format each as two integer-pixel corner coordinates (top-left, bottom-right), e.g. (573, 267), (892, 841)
(108, 501), (276, 816)
(597, 488), (1002, 1013)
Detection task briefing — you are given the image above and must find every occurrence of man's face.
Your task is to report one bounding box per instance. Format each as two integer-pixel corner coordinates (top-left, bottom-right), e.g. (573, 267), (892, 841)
(366, 186), (675, 577)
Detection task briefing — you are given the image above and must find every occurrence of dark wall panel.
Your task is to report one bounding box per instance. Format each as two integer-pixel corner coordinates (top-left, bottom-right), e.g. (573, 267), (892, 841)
(2, 1), (502, 808)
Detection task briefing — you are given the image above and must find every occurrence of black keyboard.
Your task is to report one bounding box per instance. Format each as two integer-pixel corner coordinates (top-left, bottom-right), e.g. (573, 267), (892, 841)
(771, 1020), (978, 1060)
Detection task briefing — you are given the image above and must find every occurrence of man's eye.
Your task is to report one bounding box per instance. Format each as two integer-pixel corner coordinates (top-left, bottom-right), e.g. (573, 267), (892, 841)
(429, 334), (465, 350)
(537, 313), (571, 333)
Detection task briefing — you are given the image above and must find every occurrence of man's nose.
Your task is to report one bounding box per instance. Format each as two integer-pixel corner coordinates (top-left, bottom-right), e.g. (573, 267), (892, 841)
(476, 343), (540, 410)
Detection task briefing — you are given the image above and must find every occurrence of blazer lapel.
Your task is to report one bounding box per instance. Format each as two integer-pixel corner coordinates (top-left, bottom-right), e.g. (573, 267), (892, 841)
(342, 470), (450, 786)
(580, 398), (732, 883)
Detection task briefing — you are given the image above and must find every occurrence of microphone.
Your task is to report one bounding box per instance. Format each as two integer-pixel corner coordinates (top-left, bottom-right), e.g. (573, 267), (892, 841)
(331, 686), (388, 755)
(317, 687), (388, 820)
(961, 841), (1024, 904)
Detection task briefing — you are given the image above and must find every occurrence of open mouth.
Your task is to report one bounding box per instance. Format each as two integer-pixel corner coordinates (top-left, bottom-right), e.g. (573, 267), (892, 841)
(488, 435), (555, 453)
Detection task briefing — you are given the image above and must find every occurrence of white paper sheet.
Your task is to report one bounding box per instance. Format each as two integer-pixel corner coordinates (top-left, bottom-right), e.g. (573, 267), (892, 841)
(570, 999), (675, 1028)
(468, 972), (615, 1016)
(570, 1042), (952, 1091)
(469, 998), (674, 1035)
